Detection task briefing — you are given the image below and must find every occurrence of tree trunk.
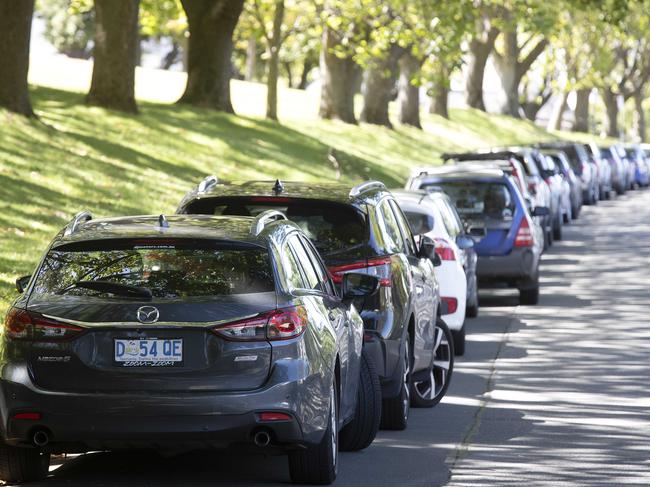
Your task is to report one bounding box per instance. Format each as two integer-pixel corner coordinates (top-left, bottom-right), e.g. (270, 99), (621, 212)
(319, 24), (358, 124)
(633, 90), (646, 142)
(572, 88), (591, 132)
(284, 62), (294, 88)
(298, 57), (313, 90)
(465, 26), (498, 111)
(87, 0), (140, 113)
(547, 91), (568, 131)
(177, 0), (245, 112)
(397, 52), (422, 128)
(429, 83), (450, 119)
(0, 0), (35, 116)
(493, 31), (520, 117)
(265, 0), (284, 121)
(245, 34), (257, 81)
(602, 88), (619, 138)
(160, 41), (180, 70)
(360, 45), (400, 127)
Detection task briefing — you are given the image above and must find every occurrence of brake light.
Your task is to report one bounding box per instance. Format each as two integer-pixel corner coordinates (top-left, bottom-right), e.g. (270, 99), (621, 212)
(328, 256), (392, 287)
(4, 308), (84, 341)
(514, 217), (534, 247)
(258, 412), (292, 422)
(212, 306), (307, 341)
(251, 197), (291, 203)
(13, 412), (41, 421)
(434, 240), (455, 261)
(441, 297), (458, 315)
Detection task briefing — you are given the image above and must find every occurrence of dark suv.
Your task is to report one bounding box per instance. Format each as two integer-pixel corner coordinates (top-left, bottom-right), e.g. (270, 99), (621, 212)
(177, 178), (441, 428)
(1, 211), (382, 485)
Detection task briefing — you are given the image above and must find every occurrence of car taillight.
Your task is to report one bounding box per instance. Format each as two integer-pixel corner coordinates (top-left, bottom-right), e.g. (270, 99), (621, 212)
(328, 256), (392, 287)
(4, 308), (84, 341)
(514, 217), (534, 247)
(434, 240), (456, 261)
(441, 297), (458, 315)
(212, 306), (307, 341)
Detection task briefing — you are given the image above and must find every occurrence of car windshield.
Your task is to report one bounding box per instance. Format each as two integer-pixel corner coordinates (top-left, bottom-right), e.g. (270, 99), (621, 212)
(31, 239), (275, 300)
(186, 197), (367, 260)
(421, 181), (516, 221)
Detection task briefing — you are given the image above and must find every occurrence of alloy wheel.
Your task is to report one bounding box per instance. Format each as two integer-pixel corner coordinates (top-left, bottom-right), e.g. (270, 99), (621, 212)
(414, 325), (452, 401)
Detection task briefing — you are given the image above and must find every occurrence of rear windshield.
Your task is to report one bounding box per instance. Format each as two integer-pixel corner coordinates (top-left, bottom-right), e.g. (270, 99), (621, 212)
(420, 181), (516, 221)
(31, 239), (274, 300)
(186, 197), (367, 260)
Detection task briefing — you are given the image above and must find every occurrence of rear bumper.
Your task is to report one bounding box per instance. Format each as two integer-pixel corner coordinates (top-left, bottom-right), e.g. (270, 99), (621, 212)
(0, 362), (331, 452)
(476, 247), (540, 287)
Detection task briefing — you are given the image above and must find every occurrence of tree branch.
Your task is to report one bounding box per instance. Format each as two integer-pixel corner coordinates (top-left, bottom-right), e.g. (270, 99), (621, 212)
(252, 0), (271, 43)
(517, 38), (548, 79)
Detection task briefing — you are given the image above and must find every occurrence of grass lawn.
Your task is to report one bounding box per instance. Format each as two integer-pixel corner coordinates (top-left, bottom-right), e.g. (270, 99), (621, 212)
(0, 72), (585, 312)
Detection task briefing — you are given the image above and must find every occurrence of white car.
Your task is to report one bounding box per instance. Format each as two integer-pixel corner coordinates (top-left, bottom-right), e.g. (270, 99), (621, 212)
(393, 190), (475, 355)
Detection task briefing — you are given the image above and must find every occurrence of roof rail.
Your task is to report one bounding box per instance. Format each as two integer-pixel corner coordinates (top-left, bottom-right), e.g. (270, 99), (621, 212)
(64, 210), (93, 236)
(251, 210), (287, 236)
(197, 175), (218, 192)
(349, 181), (386, 198)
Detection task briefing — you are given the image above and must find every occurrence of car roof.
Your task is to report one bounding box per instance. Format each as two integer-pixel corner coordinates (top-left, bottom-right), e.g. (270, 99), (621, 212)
(52, 214), (294, 248)
(410, 164), (507, 181)
(178, 179), (389, 209)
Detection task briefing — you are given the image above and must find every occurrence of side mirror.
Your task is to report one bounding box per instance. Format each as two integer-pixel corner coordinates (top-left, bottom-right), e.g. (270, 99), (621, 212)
(456, 235), (474, 250)
(342, 273), (379, 301)
(16, 275), (31, 294)
(468, 226), (487, 239)
(417, 235), (436, 260)
(532, 206), (550, 217)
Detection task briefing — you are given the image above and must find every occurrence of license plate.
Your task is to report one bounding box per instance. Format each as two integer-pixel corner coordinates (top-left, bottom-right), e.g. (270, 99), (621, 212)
(114, 338), (183, 367)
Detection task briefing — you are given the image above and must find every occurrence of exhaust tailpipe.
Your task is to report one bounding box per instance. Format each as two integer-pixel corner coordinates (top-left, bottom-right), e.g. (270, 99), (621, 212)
(253, 430), (271, 448)
(32, 430), (50, 447)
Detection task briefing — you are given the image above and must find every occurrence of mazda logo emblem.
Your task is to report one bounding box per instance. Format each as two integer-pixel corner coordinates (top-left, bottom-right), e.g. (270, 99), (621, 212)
(136, 306), (159, 324)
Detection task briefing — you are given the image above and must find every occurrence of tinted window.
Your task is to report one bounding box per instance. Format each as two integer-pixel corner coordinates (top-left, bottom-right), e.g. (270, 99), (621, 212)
(281, 240), (308, 290)
(389, 200), (418, 256)
(299, 236), (336, 295)
(404, 210), (434, 236)
(187, 197), (367, 260)
(287, 236), (320, 291)
(375, 200), (406, 254)
(423, 181), (516, 221)
(33, 240), (274, 300)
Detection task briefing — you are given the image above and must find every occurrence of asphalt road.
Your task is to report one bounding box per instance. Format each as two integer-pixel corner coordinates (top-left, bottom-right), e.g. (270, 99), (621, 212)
(23, 189), (650, 487)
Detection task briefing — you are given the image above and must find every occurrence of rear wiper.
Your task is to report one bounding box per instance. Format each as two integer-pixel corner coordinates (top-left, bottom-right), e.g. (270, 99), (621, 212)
(70, 280), (153, 300)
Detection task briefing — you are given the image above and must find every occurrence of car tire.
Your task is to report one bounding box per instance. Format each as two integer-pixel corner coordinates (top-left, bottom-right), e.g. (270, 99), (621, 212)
(410, 319), (454, 408)
(451, 325), (466, 356)
(553, 213), (562, 241)
(380, 336), (410, 431)
(0, 445), (50, 484)
(288, 382), (338, 485)
(339, 350), (381, 452)
(519, 285), (540, 305)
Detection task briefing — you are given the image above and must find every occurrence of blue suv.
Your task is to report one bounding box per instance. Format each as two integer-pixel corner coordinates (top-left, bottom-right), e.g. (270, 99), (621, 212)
(406, 165), (548, 305)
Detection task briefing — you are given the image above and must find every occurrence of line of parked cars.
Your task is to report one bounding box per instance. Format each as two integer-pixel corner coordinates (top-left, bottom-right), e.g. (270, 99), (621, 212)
(2, 142), (649, 484)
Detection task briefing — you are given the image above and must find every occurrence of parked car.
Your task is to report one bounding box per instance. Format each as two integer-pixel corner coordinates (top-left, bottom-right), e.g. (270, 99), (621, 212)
(541, 153), (574, 224)
(406, 166), (548, 305)
(443, 149), (554, 248)
(531, 152), (565, 240)
(393, 189), (477, 356)
(1, 211), (383, 485)
(624, 144), (650, 187)
(538, 142), (599, 205)
(584, 142), (613, 199)
(612, 144), (636, 190)
(177, 179), (445, 427)
(600, 146), (627, 195)
(542, 150), (582, 220)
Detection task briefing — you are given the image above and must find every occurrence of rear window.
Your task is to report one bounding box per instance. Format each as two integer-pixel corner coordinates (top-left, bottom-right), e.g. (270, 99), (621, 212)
(186, 197), (367, 260)
(421, 181), (516, 221)
(31, 239), (274, 300)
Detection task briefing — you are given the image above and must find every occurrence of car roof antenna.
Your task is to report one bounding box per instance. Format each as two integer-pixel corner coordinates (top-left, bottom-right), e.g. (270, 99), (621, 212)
(158, 214), (170, 228)
(273, 179), (284, 194)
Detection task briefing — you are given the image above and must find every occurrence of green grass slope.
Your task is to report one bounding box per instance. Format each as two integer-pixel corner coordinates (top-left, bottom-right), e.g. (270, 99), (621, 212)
(0, 83), (562, 311)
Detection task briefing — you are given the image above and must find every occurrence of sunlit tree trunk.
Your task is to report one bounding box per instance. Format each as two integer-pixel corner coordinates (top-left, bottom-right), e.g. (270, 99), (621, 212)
(87, 0), (140, 113)
(360, 45), (400, 127)
(633, 90), (646, 142)
(178, 0), (245, 112)
(465, 25), (499, 111)
(0, 0), (35, 116)
(397, 52), (422, 128)
(572, 88), (591, 133)
(602, 88), (620, 138)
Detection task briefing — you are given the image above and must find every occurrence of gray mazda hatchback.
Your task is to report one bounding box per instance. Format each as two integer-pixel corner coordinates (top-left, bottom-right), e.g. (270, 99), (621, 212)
(0, 211), (381, 485)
